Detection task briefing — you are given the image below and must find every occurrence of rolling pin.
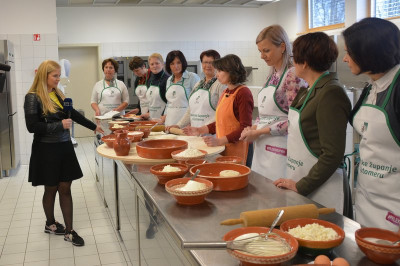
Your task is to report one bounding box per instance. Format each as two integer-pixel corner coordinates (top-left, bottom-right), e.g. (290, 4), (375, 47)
(169, 128), (186, 135)
(220, 204), (335, 227)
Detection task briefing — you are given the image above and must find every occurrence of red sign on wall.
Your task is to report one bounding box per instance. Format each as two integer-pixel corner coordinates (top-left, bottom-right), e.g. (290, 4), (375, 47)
(33, 34), (41, 41)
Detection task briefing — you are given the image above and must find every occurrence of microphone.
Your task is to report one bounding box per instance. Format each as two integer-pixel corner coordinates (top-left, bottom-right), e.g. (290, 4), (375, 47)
(0, 63), (11, 72)
(63, 98), (73, 118)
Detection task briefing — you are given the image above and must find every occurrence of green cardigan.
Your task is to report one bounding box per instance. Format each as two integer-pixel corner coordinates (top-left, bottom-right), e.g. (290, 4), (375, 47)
(291, 72), (351, 196)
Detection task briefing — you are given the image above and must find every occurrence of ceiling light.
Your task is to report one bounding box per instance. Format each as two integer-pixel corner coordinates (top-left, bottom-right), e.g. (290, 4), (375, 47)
(256, 0), (279, 2)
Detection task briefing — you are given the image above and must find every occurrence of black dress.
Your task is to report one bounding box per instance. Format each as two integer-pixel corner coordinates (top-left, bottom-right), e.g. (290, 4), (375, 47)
(24, 93), (97, 186)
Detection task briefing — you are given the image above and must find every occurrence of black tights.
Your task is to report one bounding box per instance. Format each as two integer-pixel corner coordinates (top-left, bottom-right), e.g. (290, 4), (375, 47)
(43, 181), (73, 232)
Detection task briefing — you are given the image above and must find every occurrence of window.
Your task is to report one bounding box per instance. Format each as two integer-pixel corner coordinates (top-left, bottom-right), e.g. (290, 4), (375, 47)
(308, 0), (345, 29)
(373, 0), (400, 19)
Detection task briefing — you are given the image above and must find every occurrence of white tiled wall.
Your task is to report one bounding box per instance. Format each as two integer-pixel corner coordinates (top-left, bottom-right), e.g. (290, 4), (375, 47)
(2, 34), (59, 165)
(100, 40), (271, 87)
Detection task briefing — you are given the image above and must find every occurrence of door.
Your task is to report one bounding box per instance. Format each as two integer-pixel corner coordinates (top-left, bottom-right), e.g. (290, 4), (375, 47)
(58, 46), (99, 137)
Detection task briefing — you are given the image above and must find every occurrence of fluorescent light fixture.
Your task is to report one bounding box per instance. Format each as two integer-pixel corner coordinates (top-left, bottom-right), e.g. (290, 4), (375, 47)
(256, 0), (279, 2)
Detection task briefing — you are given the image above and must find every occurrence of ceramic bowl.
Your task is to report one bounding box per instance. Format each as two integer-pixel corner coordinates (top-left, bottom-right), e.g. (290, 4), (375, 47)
(279, 218), (345, 256)
(127, 131), (144, 142)
(136, 139), (188, 159)
(355, 227), (400, 264)
(215, 155), (244, 165)
(101, 134), (116, 148)
(223, 227), (298, 266)
(165, 177), (213, 205)
(135, 127), (151, 138)
(185, 159), (208, 169)
(171, 149), (207, 164)
(150, 163), (189, 185)
(189, 162), (251, 191)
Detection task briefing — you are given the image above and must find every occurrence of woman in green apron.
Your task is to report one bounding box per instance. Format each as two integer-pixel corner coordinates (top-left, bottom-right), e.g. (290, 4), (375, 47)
(90, 58), (129, 116)
(343, 18), (400, 231)
(273, 32), (352, 216)
(163, 50), (200, 126)
(127, 56), (151, 115)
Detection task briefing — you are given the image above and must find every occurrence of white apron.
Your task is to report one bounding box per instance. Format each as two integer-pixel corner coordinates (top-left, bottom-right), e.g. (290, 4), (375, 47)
(165, 79), (189, 126)
(188, 88), (216, 127)
(252, 68), (289, 180)
(135, 84), (149, 114)
(287, 72), (344, 214)
(353, 69), (400, 231)
(98, 80), (123, 115)
(146, 72), (166, 120)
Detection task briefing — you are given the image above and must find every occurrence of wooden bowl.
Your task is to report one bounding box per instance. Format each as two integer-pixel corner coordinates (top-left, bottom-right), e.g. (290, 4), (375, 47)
(101, 134), (116, 148)
(189, 163), (251, 191)
(185, 159), (208, 169)
(165, 177), (213, 205)
(171, 149), (207, 164)
(150, 163), (189, 184)
(279, 218), (345, 256)
(355, 227), (400, 264)
(223, 227), (298, 266)
(136, 139), (188, 159)
(127, 131), (144, 142)
(216, 155), (244, 165)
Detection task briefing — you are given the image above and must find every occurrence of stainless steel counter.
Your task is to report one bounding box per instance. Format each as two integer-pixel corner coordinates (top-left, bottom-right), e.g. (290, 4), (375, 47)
(122, 162), (399, 266)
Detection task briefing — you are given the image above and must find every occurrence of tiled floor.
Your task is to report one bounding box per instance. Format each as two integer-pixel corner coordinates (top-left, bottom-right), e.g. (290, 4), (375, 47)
(0, 137), (131, 266)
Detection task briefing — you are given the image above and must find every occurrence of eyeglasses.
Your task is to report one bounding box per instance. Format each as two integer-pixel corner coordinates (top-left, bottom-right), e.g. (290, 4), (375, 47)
(202, 61), (214, 65)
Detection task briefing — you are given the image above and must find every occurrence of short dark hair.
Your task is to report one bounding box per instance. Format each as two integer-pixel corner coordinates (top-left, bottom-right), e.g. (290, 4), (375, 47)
(165, 50), (187, 75)
(200, 50), (221, 62)
(102, 58), (118, 72)
(342, 17), (400, 74)
(213, 54), (247, 84)
(129, 56), (146, 71)
(293, 32), (338, 72)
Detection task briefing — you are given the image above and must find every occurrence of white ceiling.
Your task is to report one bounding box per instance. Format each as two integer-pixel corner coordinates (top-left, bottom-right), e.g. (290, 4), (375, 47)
(56, 0), (279, 8)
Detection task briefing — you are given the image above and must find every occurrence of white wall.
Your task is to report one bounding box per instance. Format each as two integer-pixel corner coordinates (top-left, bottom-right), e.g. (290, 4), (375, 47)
(0, 0), (59, 165)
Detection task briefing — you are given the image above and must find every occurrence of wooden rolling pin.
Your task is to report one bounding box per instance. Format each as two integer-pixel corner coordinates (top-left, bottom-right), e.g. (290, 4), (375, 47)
(220, 204), (335, 227)
(169, 128), (186, 135)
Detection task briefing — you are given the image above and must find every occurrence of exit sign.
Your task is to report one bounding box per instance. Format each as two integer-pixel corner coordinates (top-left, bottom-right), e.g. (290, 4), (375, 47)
(33, 34), (41, 41)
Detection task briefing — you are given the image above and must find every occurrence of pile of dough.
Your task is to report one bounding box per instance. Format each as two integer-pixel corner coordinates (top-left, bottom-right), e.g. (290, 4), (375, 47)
(177, 180), (206, 191)
(161, 165), (181, 172)
(220, 170), (240, 177)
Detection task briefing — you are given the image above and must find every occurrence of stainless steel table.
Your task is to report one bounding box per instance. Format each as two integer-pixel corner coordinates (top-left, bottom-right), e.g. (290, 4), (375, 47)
(119, 161), (399, 266)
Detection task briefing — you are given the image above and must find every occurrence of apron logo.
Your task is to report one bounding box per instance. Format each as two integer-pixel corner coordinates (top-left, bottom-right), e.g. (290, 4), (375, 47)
(265, 145), (287, 156)
(386, 212), (400, 226)
(195, 95), (201, 104)
(150, 91), (153, 96)
(262, 96), (266, 104)
(361, 122), (368, 133)
(172, 91), (176, 98)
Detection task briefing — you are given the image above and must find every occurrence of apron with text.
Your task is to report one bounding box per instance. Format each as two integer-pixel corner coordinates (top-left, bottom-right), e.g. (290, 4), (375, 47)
(135, 83), (149, 114)
(252, 68), (289, 180)
(98, 80), (123, 115)
(353, 69), (400, 231)
(287, 72), (344, 213)
(146, 73), (166, 120)
(165, 79), (189, 126)
(216, 86), (249, 161)
(189, 87), (216, 127)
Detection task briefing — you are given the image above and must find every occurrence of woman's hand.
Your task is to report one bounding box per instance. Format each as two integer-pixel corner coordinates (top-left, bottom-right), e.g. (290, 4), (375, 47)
(95, 110), (101, 116)
(240, 127), (258, 142)
(95, 125), (104, 134)
(127, 108), (139, 115)
(202, 136), (224, 147)
(165, 125), (179, 133)
(62, 119), (72, 129)
(140, 113), (150, 120)
(273, 178), (298, 192)
(183, 126), (200, 136)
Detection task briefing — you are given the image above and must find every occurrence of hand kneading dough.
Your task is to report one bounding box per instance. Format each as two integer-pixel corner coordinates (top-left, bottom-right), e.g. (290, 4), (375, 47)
(220, 170), (240, 177)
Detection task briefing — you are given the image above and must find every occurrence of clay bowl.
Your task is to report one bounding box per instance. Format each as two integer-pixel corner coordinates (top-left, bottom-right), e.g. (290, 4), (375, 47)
(135, 127), (151, 138)
(279, 218), (345, 256)
(127, 131), (144, 142)
(165, 177), (213, 205)
(171, 149), (207, 164)
(150, 163), (189, 184)
(136, 139), (188, 159)
(355, 227), (400, 264)
(108, 120), (129, 131)
(189, 162), (251, 191)
(216, 155), (244, 165)
(185, 159), (208, 169)
(101, 134), (116, 148)
(113, 129), (136, 143)
(223, 227), (298, 266)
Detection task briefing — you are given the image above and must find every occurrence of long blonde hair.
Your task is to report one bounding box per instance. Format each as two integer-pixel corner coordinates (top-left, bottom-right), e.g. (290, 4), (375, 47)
(28, 60), (65, 114)
(256, 25), (293, 73)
